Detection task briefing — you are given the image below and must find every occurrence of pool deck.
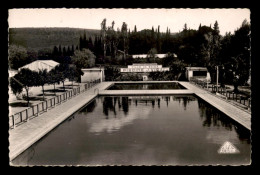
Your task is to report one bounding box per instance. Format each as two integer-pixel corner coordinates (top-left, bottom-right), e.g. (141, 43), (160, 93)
(179, 82), (251, 131)
(9, 82), (113, 162)
(9, 81), (251, 162)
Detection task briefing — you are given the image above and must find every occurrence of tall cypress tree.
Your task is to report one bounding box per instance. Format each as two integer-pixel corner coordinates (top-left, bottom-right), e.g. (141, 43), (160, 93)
(71, 45), (75, 55)
(156, 25), (161, 53)
(63, 46), (67, 56)
(58, 45), (62, 56)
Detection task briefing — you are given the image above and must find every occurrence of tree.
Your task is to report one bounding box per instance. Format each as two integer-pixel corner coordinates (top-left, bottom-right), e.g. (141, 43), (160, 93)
(226, 19), (251, 92)
(71, 48), (96, 68)
(156, 25), (161, 53)
(101, 18), (107, 60)
(8, 45), (28, 70)
(55, 63), (70, 91)
(35, 69), (48, 101)
(147, 48), (158, 63)
(121, 22), (128, 65)
(10, 68), (37, 106)
(213, 20), (220, 35)
(183, 23), (188, 31)
(71, 49), (96, 82)
(47, 67), (61, 96)
(10, 76), (23, 97)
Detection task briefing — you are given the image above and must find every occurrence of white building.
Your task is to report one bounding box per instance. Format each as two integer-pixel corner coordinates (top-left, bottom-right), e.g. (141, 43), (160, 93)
(81, 67), (105, 83)
(132, 53), (177, 59)
(185, 67), (211, 82)
(120, 63), (170, 73)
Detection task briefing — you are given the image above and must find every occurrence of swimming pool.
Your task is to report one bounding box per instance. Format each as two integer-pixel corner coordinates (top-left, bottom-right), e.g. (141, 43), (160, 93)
(12, 95), (251, 166)
(107, 82), (185, 90)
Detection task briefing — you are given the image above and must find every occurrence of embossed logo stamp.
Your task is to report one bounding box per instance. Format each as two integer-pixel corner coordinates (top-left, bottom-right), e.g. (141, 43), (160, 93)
(218, 141), (240, 154)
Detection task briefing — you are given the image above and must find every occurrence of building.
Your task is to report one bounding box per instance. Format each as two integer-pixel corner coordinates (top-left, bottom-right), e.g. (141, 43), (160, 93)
(81, 67), (105, 83)
(185, 67), (211, 82)
(132, 53), (177, 59)
(120, 63), (170, 81)
(18, 60), (59, 72)
(121, 63), (170, 73)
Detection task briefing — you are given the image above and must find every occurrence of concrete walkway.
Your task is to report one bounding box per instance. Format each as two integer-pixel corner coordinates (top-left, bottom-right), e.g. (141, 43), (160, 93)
(179, 82), (251, 131)
(9, 82), (113, 162)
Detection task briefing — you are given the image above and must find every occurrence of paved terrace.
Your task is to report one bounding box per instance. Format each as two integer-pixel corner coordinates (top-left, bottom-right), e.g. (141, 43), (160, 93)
(9, 82), (113, 162)
(179, 82), (251, 131)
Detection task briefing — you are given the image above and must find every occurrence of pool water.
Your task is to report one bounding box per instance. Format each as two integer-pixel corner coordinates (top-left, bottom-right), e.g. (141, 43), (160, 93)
(12, 95), (251, 166)
(107, 82), (185, 90)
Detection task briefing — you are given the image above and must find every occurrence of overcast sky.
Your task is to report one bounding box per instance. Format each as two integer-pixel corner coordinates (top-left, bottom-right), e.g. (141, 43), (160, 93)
(8, 8), (250, 35)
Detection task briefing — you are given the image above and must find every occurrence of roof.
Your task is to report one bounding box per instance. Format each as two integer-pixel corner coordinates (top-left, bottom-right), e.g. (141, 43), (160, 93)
(18, 60), (59, 72)
(132, 53), (177, 59)
(82, 67), (104, 71)
(8, 69), (18, 77)
(186, 67), (208, 71)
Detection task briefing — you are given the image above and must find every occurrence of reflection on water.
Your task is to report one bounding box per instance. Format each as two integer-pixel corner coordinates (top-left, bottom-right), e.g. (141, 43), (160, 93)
(107, 83), (185, 90)
(198, 98), (233, 129)
(12, 95), (251, 166)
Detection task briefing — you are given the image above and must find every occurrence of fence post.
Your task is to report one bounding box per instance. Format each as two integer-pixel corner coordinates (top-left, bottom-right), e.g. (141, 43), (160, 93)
(248, 98), (251, 110)
(239, 96), (242, 104)
(12, 115), (15, 129)
(20, 112), (22, 123)
(42, 102), (44, 112)
(26, 109), (28, 121)
(37, 104), (39, 116)
(32, 106), (34, 116)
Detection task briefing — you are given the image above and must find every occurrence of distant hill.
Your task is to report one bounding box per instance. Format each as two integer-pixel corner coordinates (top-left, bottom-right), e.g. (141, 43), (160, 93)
(9, 27), (101, 51)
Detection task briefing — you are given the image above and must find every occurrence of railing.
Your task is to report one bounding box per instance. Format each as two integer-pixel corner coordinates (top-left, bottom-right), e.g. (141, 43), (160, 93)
(9, 78), (101, 129)
(190, 78), (251, 111)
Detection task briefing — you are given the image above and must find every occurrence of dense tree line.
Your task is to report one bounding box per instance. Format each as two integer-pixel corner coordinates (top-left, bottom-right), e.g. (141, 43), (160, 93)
(9, 18), (251, 92)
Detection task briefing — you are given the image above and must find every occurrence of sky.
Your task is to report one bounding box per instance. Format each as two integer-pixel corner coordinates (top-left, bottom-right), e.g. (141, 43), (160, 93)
(8, 9), (250, 35)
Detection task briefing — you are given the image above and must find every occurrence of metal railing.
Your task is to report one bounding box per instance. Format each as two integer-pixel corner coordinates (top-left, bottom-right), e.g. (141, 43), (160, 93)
(9, 78), (101, 129)
(190, 78), (251, 111)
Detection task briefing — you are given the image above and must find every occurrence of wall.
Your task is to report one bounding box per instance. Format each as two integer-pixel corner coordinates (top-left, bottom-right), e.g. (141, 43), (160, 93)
(81, 69), (105, 83)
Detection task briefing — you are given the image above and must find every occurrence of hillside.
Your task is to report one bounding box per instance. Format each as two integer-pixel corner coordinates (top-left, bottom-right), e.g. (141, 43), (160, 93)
(9, 27), (101, 51)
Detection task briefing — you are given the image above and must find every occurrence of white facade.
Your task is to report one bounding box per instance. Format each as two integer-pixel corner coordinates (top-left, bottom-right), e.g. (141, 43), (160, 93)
(120, 63), (169, 73)
(132, 53), (177, 59)
(81, 67), (105, 83)
(185, 67), (211, 82)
